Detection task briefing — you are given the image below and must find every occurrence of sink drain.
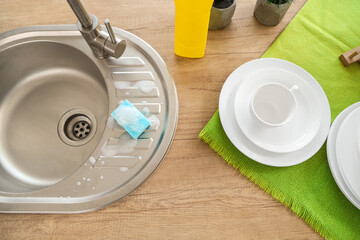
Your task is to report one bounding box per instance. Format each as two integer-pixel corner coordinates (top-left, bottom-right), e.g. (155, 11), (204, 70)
(73, 121), (91, 139)
(58, 108), (97, 146)
(65, 115), (92, 140)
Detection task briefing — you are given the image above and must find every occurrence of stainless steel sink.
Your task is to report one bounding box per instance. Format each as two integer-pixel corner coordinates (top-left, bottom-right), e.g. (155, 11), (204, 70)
(0, 25), (178, 213)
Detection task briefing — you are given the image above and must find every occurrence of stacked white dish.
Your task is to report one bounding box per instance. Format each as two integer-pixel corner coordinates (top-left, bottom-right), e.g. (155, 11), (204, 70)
(219, 58), (331, 167)
(327, 102), (360, 210)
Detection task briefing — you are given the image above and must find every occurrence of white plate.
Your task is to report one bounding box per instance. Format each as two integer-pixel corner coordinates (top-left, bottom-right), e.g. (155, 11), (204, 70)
(327, 102), (360, 210)
(336, 107), (360, 201)
(234, 68), (320, 153)
(219, 58), (331, 167)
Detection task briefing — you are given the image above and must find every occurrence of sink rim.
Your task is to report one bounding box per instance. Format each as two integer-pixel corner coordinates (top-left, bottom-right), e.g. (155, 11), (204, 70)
(0, 25), (178, 213)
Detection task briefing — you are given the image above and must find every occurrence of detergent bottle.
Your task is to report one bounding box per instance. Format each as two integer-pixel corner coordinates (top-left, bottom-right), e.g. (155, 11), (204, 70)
(174, 0), (214, 58)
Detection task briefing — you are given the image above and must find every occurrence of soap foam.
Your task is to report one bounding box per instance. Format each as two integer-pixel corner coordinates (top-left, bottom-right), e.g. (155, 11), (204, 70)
(107, 116), (123, 130)
(142, 107), (150, 117)
(113, 81), (131, 89)
(88, 156), (96, 165)
(134, 81), (156, 93)
(113, 80), (156, 94)
(106, 117), (116, 129)
(148, 115), (160, 128)
(101, 133), (138, 157)
(119, 167), (129, 172)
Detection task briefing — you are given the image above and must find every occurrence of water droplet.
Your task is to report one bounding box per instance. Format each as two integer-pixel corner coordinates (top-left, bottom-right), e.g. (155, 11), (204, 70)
(100, 176), (104, 180)
(76, 181), (81, 186)
(82, 177), (86, 181)
(92, 187), (96, 190)
(87, 178), (91, 182)
(101, 161), (105, 165)
(125, 92), (130, 96)
(84, 163), (88, 166)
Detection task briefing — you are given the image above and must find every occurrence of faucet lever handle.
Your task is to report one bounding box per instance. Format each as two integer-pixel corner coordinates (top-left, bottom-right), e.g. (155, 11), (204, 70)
(104, 19), (117, 44)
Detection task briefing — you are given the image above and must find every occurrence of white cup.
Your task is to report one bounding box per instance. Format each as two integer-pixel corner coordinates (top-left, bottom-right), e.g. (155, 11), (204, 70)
(251, 83), (298, 127)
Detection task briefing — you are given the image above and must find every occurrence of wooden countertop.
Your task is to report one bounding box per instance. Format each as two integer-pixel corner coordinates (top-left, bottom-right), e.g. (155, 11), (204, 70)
(0, 0), (320, 239)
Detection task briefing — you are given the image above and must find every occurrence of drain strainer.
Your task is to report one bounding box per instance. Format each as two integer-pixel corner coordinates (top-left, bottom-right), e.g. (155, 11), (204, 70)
(58, 108), (97, 146)
(65, 115), (92, 140)
(72, 120), (91, 139)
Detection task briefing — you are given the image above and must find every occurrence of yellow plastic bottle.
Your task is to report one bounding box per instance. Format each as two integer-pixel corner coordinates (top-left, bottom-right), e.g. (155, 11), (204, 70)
(174, 0), (214, 58)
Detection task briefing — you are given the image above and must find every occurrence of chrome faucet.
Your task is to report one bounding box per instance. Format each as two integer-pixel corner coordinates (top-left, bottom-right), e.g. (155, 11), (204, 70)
(67, 0), (126, 58)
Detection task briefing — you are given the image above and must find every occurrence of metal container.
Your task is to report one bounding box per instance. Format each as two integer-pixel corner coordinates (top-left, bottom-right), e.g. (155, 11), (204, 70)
(0, 25), (178, 213)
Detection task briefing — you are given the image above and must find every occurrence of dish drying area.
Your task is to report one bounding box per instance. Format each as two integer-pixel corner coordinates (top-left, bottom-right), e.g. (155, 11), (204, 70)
(1, 0), (360, 239)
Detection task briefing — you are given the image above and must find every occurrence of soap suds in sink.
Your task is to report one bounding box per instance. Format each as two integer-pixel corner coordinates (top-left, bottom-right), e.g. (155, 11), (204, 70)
(107, 116), (123, 130)
(148, 115), (160, 128)
(113, 81), (131, 89)
(142, 107), (150, 117)
(101, 133), (138, 157)
(134, 81), (156, 93)
(88, 156), (96, 165)
(119, 167), (129, 172)
(113, 80), (156, 93)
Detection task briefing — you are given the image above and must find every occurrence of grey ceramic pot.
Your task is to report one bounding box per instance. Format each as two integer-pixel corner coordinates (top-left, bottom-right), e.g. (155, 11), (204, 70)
(209, 0), (236, 30)
(254, 0), (291, 26)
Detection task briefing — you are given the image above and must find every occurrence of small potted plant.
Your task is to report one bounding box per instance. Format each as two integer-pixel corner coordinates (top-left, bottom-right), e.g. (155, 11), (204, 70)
(254, 0), (293, 26)
(209, 0), (236, 30)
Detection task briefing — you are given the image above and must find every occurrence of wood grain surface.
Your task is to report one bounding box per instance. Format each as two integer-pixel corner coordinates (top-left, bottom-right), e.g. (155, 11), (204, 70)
(0, 0), (321, 239)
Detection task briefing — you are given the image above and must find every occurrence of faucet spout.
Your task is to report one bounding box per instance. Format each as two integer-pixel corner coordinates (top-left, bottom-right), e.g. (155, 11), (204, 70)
(67, 0), (93, 28)
(67, 0), (126, 58)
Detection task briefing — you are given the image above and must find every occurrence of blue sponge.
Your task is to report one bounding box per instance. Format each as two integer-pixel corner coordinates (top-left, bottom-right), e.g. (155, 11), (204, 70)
(111, 100), (150, 139)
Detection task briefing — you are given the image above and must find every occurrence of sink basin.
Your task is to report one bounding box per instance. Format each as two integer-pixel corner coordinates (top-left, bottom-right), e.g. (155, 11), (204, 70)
(0, 41), (108, 193)
(0, 25), (178, 213)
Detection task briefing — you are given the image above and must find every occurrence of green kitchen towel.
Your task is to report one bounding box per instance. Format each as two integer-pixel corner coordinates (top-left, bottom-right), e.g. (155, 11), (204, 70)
(199, 0), (360, 239)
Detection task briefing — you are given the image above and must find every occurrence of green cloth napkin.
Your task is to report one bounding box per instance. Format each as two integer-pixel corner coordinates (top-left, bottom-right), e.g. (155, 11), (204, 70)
(199, 0), (360, 239)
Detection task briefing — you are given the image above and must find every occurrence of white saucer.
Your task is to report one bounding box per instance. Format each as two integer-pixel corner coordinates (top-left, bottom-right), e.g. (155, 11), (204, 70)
(219, 58), (331, 167)
(234, 68), (320, 153)
(336, 107), (360, 201)
(327, 102), (360, 210)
